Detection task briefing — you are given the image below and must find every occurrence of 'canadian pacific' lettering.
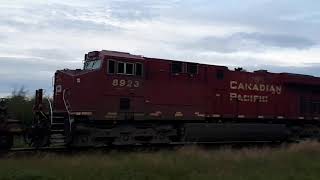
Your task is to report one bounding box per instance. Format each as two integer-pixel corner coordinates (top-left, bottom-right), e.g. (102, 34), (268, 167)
(230, 93), (268, 103)
(230, 81), (282, 95)
(229, 81), (282, 103)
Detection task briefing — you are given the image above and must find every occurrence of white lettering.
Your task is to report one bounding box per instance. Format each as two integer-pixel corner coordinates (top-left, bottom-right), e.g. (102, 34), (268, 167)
(229, 93), (269, 103)
(230, 81), (237, 89)
(229, 81), (282, 95)
(112, 79), (140, 88)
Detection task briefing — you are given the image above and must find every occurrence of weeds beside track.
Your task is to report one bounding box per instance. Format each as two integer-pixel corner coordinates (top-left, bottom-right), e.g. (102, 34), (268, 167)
(0, 141), (320, 180)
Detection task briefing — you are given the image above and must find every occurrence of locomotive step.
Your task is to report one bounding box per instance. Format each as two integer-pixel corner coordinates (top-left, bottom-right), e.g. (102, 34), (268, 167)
(50, 134), (66, 146)
(50, 139), (65, 141)
(50, 144), (66, 147)
(52, 116), (65, 119)
(52, 111), (68, 115)
(51, 129), (65, 133)
(50, 138), (65, 142)
(50, 143), (66, 146)
(51, 139), (65, 142)
(51, 118), (66, 123)
(51, 124), (65, 129)
(51, 133), (65, 137)
(51, 123), (64, 125)
(50, 139), (65, 145)
(50, 137), (65, 141)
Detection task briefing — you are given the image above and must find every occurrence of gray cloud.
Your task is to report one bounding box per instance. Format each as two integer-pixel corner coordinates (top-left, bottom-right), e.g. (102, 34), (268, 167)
(167, 0), (320, 43)
(0, 55), (81, 97)
(105, 0), (180, 20)
(0, 1), (180, 34)
(180, 32), (317, 53)
(26, 48), (81, 61)
(0, 57), (77, 83)
(0, 3), (121, 33)
(0, 78), (51, 97)
(0, 34), (6, 41)
(237, 33), (316, 49)
(244, 64), (320, 77)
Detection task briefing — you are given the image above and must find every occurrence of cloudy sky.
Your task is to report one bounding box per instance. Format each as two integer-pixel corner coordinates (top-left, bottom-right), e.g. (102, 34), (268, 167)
(1, 0), (320, 97)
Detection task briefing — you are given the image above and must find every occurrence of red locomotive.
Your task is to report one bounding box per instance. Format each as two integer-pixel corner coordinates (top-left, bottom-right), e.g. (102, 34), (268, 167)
(29, 50), (320, 147)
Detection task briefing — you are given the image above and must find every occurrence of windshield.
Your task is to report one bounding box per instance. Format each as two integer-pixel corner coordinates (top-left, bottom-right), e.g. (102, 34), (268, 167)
(84, 60), (102, 70)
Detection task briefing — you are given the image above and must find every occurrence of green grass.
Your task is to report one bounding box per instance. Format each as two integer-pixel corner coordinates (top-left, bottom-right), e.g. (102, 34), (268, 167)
(2, 141), (320, 180)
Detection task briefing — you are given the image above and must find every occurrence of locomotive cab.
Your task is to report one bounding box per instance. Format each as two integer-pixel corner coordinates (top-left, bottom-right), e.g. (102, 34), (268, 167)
(101, 51), (145, 121)
(53, 50), (146, 121)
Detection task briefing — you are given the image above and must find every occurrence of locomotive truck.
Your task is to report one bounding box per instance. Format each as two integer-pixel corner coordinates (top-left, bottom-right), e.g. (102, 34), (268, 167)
(23, 50), (320, 147)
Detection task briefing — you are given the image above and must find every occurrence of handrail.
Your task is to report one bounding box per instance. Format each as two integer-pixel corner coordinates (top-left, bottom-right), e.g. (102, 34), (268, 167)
(45, 96), (53, 125)
(62, 89), (73, 132)
(62, 89), (70, 115)
(42, 90), (53, 125)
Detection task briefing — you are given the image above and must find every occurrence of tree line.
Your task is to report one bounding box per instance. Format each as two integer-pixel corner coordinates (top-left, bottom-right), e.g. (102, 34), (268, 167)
(5, 87), (35, 124)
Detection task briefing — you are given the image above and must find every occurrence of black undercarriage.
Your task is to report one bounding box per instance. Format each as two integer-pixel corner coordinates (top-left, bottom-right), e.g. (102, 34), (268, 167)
(43, 112), (320, 148)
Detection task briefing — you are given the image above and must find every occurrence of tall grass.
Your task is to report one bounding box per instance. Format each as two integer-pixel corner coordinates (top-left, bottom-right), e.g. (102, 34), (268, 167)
(1, 141), (320, 180)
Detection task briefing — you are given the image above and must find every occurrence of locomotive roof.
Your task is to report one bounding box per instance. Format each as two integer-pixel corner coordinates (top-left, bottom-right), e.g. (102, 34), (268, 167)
(97, 50), (319, 80)
(99, 50), (228, 68)
(101, 50), (144, 60)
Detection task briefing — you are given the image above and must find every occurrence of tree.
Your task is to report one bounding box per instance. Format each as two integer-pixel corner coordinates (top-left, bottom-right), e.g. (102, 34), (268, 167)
(7, 87), (34, 124)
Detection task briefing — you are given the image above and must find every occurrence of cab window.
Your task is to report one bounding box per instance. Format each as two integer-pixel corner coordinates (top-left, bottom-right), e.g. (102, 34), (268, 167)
(116, 62), (134, 75)
(84, 59), (102, 70)
(108, 60), (115, 74)
(135, 63), (143, 76)
(126, 63), (134, 75)
(187, 63), (198, 74)
(216, 70), (224, 80)
(172, 61), (183, 74)
(108, 59), (143, 76)
(117, 62), (125, 74)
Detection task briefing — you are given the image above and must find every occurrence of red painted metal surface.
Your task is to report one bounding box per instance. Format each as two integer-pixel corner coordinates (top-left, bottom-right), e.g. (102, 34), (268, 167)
(53, 50), (320, 121)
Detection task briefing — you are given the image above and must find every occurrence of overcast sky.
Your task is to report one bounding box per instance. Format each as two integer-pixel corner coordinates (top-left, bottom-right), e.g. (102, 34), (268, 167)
(1, 0), (320, 97)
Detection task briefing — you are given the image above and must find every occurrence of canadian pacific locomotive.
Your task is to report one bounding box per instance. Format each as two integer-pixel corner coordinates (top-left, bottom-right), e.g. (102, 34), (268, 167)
(25, 50), (320, 147)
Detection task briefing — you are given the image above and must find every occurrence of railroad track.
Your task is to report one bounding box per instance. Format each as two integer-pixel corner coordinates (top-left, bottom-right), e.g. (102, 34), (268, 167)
(10, 147), (67, 152)
(0, 140), (289, 157)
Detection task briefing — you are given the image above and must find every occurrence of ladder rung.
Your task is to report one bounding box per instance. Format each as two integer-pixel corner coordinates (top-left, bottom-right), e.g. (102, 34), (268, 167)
(51, 123), (64, 125)
(51, 134), (65, 138)
(50, 140), (65, 144)
(51, 137), (65, 140)
(51, 139), (65, 142)
(51, 129), (64, 132)
(50, 144), (66, 147)
(51, 138), (65, 141)
(52, 116), (65, 119)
